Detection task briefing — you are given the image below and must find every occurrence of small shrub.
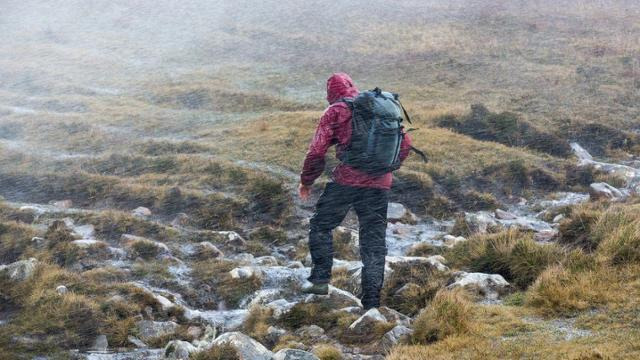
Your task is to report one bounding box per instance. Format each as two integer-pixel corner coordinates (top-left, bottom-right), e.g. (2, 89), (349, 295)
(313, 344), (343, 360)
(0, 221), (38, 263)
(558, 208), (600, 251)
(406, 242), (444, 257)
(332, 228), (359, 261)
(411, 289), (473, 343)
(245, 176), (292, 222)
(460, 191), (499, 211)
(45, 220), (75, 248)
(191, 344), (240, 360)
(436, 104), (571, 157)
(242, 306), (273, 346)
(381, 261), (450, 316)
(130, 239), (160, 260)
(446, 229), (564, 289)
(249, 226), (288, 246)
(597, 222), (640, 265)
(330, 267), (359, 295)
(525, 265), (612, 316)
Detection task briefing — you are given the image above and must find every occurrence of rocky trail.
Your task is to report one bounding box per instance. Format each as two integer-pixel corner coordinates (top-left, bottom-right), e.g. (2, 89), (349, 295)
(2, 142), (638, 359)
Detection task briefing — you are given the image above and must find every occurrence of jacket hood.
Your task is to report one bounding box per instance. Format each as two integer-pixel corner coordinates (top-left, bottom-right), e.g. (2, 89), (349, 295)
(326, 73), (359, 104)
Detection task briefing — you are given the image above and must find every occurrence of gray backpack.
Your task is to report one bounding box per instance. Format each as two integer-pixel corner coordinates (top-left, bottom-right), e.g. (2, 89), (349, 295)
(339, 88), (426, 175)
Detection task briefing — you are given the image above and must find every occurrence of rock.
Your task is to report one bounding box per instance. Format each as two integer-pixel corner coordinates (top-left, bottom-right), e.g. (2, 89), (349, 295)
(71, 239), (108, 248)
(233, 253), (256, 265)
(209, 332), (273, 360)
(164, 340), (197, 359)
(380, 325), (413, 351)
(255, 256), (279, 266)
(187, 326), (202, 340)
(534, 229), (559, 242)
(386, 255), (448, 272)
(348, 308), (388, 335)
(447, 272), (510, 301)
(192, 325), (217, 348)
(121, 234), (170, 256)
(394, 283), (421, 298)
(136, 320), (179, 342)
(589, 182), (628, 201)
(287, 261), (305, 269)
(443, 235), (467, 248)
(265, 299), (298, 319)
(71, 224), (96, 240)
(51, 199), (73, 209)
(194, 242), (224, 259)
(495, 209), (517, 220)
(132, 206), (152, 217)
(128, 336), (148, 348)
(31, 236), (46, 248)
(336, 306), (363, 316)
(229, 266), (263, 279)
(571, 142), (593, 163)
(171, 213), (190, 227)
(553, 214), (565, 223)
(387, 203), (418, 224)
(91, 335), (108, 352)
(245, 289), (283, 308)
(295, 325), (324, 338)
(219, 231), (247, 248)
(266, 326), (287, 345)
(464, 212), (498, 234)
(273, 348), (320, 360)
(378, 306), (411, 327)
(56, 285), (68, 295)
(0, 258), (38, 282)
(305, 285), (362, 308)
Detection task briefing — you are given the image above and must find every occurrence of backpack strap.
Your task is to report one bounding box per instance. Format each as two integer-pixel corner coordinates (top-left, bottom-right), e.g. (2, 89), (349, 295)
(410, 145), (428, 163)
(336, 97), (354, 110)
(398, 100), (413, 124)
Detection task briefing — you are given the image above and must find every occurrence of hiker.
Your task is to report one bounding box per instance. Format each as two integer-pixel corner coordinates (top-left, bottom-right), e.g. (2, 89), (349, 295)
(299, 73), (413, 309)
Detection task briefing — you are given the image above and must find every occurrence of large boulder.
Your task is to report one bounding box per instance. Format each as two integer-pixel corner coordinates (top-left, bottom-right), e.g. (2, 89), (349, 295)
(193, 242), (224, 259)
(348, 308), (388, 336)
(304, 285), (362, 308)
(495, 209), (517, 220)
(136, 320), (179, 342)
(464, 212), (498, 234)
(164, 340), (197, 359)
(132, 207), (152, 217)
(273, 349), (320, 360)
(386, 255), (449, 272)
(209, 332), (273, 360)
(378, 306), (412, 327)
(447, 272), (510, 301)
(0, 258), (38, 282)
(51, 199), (73, 209)
(91, 335), (108, 352)
(380, 325), (413, 351)
(589, 182), (628, 201)
(229, 266), (263, 280)
(387, 203), (418, 224)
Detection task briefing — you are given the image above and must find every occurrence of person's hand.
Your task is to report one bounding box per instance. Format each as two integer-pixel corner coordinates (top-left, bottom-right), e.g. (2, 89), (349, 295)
(298, 183), (311, 201)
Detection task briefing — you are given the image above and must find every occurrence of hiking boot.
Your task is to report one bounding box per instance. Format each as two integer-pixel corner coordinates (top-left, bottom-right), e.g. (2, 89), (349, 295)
(302, 282), (329, 295)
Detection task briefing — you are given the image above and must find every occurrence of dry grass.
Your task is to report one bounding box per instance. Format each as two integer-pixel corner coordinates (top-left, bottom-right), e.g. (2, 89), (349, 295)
(445, 229), (565, 288)
(411, 289), (474, 344)
(312, 343), (343, 360)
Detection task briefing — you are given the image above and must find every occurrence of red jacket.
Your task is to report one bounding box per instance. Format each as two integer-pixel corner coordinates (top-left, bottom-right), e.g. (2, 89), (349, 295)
(300, 73), (412, 190)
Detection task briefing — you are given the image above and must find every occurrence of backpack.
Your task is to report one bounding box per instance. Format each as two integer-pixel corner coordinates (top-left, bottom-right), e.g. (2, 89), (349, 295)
(339, 88), (427, 176)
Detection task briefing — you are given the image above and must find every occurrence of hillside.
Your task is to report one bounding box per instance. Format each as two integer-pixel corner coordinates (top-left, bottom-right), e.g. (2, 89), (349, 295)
(1, 1), (640, 359)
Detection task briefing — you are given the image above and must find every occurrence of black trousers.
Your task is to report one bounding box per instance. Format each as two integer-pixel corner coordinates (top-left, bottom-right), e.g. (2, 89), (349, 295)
(308, 182), (388, 308)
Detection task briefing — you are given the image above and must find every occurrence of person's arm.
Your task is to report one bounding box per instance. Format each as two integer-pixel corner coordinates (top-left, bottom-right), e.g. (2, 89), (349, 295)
(300, 106), (338, 189)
